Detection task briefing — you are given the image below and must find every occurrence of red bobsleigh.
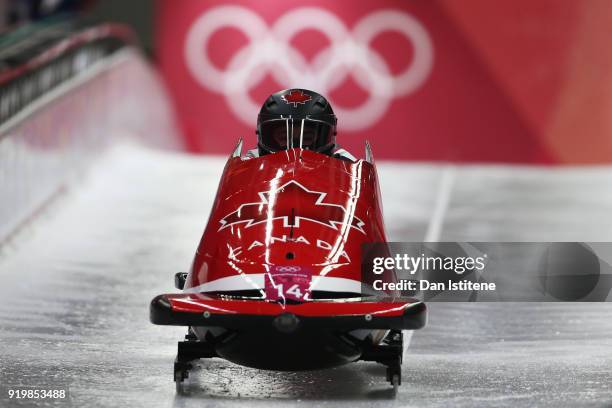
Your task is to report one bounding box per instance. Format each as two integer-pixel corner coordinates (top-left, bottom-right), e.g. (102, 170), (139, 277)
(150, 141), (426, 391)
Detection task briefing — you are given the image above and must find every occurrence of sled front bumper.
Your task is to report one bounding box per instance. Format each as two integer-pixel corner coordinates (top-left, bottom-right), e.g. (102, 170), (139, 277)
(150, 293), (426, 331)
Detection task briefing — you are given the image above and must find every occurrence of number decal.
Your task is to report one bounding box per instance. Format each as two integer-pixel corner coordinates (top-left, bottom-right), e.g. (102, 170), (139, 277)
(286, 284), (303, 299)
(265, 266), (312, 301)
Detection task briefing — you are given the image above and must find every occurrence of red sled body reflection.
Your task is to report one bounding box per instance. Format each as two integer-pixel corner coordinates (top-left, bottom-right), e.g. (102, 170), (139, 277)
(150, 145), (426, 391)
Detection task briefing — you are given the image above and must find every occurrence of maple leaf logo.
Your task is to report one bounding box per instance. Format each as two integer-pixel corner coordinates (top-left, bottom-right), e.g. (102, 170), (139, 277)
(281, 90), (312, 107)
(218, 180), (366, 234)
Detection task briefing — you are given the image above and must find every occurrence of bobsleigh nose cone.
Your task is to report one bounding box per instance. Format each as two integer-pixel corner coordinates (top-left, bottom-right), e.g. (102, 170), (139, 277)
(273, 313), (300, 333)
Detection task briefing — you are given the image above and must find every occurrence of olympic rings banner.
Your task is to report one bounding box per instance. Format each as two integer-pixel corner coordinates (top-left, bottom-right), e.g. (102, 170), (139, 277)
(156, 0), (612, 163)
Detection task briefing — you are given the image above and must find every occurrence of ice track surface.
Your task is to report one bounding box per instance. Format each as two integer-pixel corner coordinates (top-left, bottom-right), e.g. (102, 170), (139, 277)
(0, 143), (611, 407)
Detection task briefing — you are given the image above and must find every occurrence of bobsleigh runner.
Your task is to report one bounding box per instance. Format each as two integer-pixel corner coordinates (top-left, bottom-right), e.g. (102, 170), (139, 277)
(150, 90), (426, 392)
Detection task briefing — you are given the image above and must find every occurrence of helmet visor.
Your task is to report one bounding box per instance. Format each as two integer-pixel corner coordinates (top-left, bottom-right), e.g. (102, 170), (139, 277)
(259, 118), (334, 153)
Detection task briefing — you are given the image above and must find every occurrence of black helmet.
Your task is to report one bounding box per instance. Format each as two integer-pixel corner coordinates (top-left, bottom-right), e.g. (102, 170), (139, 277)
(256, 89), (337, 155)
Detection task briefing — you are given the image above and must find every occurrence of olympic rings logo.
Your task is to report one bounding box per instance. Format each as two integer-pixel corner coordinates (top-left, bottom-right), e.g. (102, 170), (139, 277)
(274, 266), (302, 273)
(184, 6), (434, 131)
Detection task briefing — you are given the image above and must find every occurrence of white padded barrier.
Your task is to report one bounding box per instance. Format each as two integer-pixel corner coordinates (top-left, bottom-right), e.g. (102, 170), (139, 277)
(0, 44), (181, 243)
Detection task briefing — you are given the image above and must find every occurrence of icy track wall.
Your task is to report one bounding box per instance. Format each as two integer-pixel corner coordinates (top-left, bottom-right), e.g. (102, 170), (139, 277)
(0, 23), (180, 242)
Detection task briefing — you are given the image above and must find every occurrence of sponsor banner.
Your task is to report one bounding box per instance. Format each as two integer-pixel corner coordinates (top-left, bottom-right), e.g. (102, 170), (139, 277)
(156, 0), (554, 162)
(361, 242), (612, 301)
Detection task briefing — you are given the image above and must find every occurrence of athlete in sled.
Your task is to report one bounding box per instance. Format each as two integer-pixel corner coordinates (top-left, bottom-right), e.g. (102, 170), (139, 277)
(150, 89), (426, 392)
